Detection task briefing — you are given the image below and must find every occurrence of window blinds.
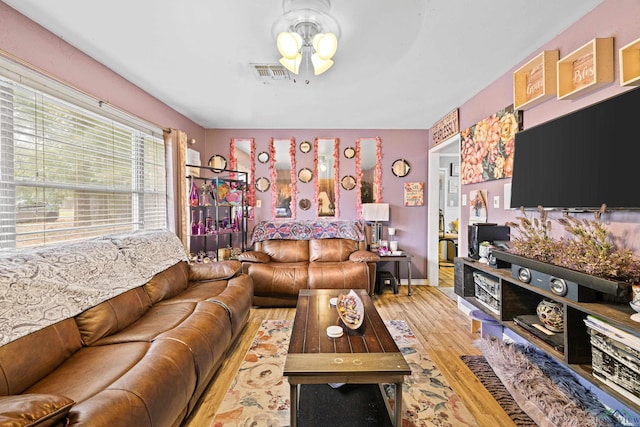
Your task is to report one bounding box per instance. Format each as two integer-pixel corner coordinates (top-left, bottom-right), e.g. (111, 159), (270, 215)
(0, 68), (167, 250)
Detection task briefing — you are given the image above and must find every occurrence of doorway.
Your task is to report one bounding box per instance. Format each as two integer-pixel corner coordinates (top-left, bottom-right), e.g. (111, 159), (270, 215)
(427, 134), (460, 288)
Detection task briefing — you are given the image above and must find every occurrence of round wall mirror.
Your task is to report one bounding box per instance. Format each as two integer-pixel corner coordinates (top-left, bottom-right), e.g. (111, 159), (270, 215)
(257, 151), (269, 163)
(344, 147), (355, 159)
(341, 175), (356, 190)
(299, 198), (311, 210)
(299, 141), (312, 153)
(255, 177), (270, 192)
(391, 159), (411, 177)
(298, 168), (313, 183)
(208, 154), (227, 172)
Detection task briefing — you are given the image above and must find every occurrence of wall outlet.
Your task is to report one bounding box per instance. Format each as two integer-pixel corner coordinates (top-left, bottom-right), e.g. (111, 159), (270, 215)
(493, 196), (500, 208)
(256, 200), (261, 208)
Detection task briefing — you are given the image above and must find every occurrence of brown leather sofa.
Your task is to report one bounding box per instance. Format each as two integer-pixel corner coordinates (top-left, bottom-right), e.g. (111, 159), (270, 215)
(0, 231), (252, 427)
(239, 225), (379, 307)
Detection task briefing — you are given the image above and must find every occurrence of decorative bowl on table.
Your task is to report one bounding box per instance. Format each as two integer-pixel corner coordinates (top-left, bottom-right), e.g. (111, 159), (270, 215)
(337, 290), (364, 330)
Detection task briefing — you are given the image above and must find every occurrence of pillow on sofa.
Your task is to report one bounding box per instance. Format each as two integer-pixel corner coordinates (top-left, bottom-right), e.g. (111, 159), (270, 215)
(0, 393), (74, 427)
(189, 261), (241, 282)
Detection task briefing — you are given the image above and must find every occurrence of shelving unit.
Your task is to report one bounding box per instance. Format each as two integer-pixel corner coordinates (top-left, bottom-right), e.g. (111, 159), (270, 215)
(186, 166), (247, 262)
(557, 37), (614, 100)
(620, 37), (640, 86)
(454, 257), (640, 412)
(513, 50), (559, 110)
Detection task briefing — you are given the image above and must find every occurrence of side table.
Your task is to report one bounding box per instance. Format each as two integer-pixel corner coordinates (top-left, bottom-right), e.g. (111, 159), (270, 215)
(375, 251), (413, 296)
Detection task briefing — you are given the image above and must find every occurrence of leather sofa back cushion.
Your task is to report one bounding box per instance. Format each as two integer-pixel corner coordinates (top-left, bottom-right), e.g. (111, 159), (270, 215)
(143, 262), (190, 304)
(309, 239), (357, 262)
(0, 318), (82, 395)
(75, 287), (152, 346)
(261, 240), (309, 263)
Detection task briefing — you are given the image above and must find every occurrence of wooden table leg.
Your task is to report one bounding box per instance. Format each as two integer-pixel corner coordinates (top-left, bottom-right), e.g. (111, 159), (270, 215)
(394, 382), (403, 426)
(290, 383), (298, 427)
(407, 259), (412, 296)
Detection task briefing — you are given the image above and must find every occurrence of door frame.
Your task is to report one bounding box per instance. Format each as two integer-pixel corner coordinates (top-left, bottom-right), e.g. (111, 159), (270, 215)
(427, 134), (461, 287)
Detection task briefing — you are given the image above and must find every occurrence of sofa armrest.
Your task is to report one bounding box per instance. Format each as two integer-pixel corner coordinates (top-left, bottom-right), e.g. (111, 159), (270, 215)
(189, 260), (241, 281)
(0, 394), (75, 427)
(237, 251), (271, 263)
(349, 250), (380, 263)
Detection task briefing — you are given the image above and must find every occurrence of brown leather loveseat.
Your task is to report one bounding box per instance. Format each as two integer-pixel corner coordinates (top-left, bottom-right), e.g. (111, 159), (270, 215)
(238, 221), (379, 306)
(0, 230), (252, 427)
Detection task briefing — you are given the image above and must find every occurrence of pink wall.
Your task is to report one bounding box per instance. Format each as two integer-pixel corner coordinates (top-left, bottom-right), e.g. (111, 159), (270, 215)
(205, 129), (430, 279)
(447, 0), (640, 257)
(0, 2), (205, 141)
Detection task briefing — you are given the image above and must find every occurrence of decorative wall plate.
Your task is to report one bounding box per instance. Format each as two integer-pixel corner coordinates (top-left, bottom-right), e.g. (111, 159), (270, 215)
(255, 177), (270, 192)
(257, 151), (269, 163)
(299, 198), (311, 210)
(299, 141), (312, 153)
(298, 168), (313, 183)
(344, 146), (355, 159)
(392, 159), (411, 177)
(208, 154), (227, 172)
(341, 175), (356, 190)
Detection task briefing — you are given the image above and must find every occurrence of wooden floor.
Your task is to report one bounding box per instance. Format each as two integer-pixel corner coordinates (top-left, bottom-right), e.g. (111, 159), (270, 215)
(183, 281), (516, 427)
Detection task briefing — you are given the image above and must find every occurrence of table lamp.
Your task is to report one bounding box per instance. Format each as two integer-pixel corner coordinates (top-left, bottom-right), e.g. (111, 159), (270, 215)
(361, 203), (389, 248)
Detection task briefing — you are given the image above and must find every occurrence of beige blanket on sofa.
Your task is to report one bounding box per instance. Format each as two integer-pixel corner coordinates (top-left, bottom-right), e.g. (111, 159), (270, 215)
(0, 230), (187, 345)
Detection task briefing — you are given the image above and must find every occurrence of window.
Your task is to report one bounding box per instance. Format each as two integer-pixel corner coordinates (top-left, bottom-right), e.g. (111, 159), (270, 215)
(0, 67), (166, 251)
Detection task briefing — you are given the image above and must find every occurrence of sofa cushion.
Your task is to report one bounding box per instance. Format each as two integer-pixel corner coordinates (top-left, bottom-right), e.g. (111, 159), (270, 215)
(0, 319), (82, 396)
(309, 238), (358, 262)
(0, 394), (75, 427)
(248, 262), (309, 297)
(74, 287), (152, 346)
(261, 240), (309, 263)
(308, 261), (370, 292)
(26, 342), (151, 405)
(92, 303), (196, 345)
(189, 260), (241, 282)
(143, 262), (190, 304)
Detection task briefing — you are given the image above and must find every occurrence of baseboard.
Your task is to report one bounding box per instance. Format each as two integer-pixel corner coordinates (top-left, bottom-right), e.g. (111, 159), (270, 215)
(398, 279), (427, 286)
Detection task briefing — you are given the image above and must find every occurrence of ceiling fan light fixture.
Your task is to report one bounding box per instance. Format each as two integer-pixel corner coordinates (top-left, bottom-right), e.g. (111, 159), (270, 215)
(277, 31), (303, 59)
(279, 54), (302, 74)
(312, 32), (337, 60)
(311, 54), (333, 75)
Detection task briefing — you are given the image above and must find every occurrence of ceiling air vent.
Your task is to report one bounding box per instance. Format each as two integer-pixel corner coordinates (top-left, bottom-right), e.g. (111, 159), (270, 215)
(251, 63), (292, 82)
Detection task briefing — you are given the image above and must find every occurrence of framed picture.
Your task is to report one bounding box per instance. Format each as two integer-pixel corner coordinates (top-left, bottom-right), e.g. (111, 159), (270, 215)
(403, 182), (424, 206)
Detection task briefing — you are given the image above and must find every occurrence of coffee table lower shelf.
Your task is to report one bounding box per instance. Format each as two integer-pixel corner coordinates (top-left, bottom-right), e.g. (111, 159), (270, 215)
(285, 353), (409, 426)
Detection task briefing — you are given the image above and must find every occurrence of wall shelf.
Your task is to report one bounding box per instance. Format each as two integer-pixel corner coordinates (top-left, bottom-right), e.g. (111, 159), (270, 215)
(557, 37), (614, 100)
(513, 50), (559, 110)
(620, 37), (640, 86)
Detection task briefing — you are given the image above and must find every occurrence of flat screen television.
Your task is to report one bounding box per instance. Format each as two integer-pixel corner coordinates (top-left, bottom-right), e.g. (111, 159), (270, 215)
(510, 86), (640, 210)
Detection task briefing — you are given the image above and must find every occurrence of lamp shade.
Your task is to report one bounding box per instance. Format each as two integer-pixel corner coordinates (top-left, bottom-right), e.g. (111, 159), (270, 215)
(312, 32), (338, 60)
(361, 203), (389, 222)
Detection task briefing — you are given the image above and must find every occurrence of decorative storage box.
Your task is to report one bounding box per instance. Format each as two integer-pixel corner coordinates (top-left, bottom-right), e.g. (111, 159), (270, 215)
(473, 271), (500, 314)
(585, 316), (640, 406)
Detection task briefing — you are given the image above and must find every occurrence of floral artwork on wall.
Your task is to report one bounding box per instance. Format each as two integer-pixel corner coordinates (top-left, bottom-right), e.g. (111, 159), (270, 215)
(460, 105), (523, 184)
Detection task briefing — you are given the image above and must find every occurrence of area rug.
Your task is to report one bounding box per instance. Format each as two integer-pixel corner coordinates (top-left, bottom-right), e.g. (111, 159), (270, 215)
(475, 338), (623, 427)
(461, 355), (537, 426)
(211, 319), (478, 427)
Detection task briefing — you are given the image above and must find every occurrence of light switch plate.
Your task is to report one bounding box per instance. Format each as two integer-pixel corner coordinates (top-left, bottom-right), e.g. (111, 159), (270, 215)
(462, 194), (467, 206)
(256, 200), (261, 208)
(493, 196), (500, 208)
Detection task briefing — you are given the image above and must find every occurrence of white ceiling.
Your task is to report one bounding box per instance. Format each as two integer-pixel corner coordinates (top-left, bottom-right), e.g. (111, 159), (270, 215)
(4, 0), (604, 130)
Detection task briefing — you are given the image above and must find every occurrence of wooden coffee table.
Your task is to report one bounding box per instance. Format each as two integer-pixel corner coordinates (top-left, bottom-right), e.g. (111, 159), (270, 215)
(284, 289), (410, 427)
